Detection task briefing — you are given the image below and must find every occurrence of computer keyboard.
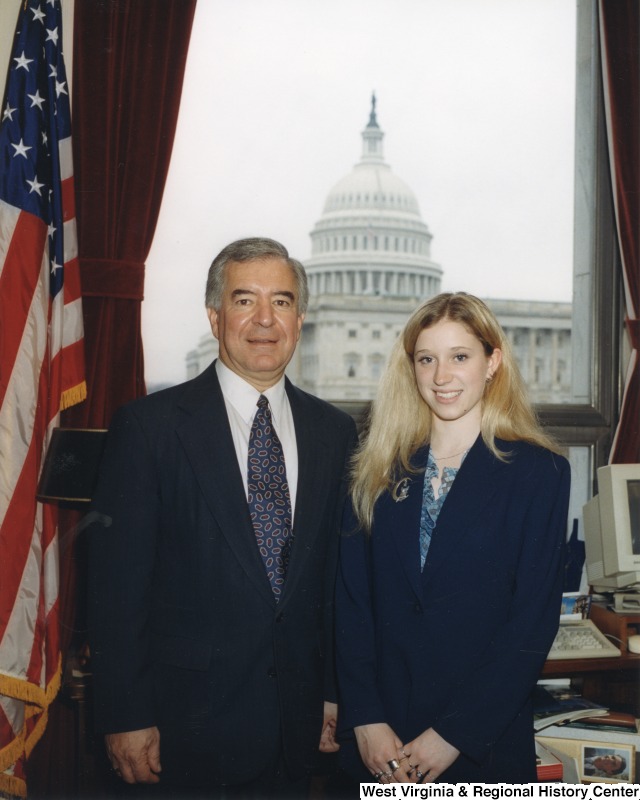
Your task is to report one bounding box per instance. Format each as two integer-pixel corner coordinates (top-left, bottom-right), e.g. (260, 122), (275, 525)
(547, 619), (621, 659)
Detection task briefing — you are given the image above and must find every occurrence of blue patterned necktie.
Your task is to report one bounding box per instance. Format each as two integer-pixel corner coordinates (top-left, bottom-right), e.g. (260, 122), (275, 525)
(247, 395), (293, 600)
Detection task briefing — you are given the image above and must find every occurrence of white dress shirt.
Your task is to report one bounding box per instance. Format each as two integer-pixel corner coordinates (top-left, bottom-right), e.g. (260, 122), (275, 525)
(215, 359), (299, 519)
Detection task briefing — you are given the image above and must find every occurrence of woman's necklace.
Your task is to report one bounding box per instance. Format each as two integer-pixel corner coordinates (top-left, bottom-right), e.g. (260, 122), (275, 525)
(430, 447), (470, 461)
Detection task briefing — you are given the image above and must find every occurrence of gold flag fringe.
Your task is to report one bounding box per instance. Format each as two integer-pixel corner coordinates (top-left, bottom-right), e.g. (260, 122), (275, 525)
(60, 381), (87, 411)
(0, 654), (61, 791)
(0, 771), (27, 798)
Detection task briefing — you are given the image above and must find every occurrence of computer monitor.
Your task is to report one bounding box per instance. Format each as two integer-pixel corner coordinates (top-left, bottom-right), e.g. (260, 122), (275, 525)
(583, 464), (640, 592)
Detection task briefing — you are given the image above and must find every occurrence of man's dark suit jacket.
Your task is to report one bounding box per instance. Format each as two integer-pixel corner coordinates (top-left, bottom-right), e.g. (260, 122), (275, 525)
(336, 437), (570, 783)
(88, 362), (357, 785)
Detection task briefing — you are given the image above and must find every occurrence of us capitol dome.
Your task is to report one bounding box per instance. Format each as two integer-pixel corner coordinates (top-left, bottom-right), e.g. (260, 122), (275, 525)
(295, 95), (443, 401)
(306, 94), (441, 300)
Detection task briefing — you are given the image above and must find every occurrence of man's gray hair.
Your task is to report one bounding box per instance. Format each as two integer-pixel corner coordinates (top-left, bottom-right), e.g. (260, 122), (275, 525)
(205, 237), (309, 314)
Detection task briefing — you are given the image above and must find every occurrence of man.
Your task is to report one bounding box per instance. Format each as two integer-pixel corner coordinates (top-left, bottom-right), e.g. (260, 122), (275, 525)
(583, 750), (627, 778)
(88, 238), (357, 797)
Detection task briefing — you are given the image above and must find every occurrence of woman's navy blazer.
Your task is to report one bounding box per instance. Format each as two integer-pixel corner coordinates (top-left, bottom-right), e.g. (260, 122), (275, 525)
(336, 436), (570, 783)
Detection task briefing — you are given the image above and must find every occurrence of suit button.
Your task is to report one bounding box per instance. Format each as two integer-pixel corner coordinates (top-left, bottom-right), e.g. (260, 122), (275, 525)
(414, 603), (423, 613)
(276, 612), (285, 623)
(267, 667), (276, 678)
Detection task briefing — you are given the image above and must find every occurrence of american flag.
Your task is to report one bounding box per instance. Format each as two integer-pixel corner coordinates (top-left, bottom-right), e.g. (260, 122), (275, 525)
(0, 0), (85, 795)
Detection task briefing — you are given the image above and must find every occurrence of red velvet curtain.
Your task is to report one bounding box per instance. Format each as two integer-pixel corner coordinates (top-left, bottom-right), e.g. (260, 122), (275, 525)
(66, 0), (197, 430)
(599, 0), (640, 464)
(29, 2), (197, 793)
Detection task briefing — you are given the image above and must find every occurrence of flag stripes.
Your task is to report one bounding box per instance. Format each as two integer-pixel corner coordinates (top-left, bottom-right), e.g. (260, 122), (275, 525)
(0, 1), (86, 794)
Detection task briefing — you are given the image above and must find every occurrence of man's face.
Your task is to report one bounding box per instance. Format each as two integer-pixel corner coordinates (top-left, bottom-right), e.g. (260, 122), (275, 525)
(207, 258), (304, 392)
(594, 754), (624, 775)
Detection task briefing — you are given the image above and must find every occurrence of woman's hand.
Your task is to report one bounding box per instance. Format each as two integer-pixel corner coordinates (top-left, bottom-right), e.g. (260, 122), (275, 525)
(354, 723), (414, 783)
(402, 728), (460, 782)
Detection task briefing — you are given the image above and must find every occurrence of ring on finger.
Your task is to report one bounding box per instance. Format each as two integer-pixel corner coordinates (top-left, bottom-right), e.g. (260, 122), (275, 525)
(388, 759), (400, 771)
(416, 770), (424, 780)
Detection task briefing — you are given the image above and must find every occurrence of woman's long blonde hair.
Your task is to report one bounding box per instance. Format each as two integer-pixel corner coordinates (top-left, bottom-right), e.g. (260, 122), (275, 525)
(350, 292), (560, 531)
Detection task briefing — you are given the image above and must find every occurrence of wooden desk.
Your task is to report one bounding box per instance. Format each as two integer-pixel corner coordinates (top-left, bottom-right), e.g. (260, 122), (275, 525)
(542, 652), (640, 677)
(541, 605), (640, 715)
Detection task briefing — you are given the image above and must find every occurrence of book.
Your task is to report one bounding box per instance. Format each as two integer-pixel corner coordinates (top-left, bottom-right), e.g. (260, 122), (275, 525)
(536, 739), (564, 781)
(533, 685), (608, 731)
(537, 723), (640, 747)
(565, 711), (640, 735)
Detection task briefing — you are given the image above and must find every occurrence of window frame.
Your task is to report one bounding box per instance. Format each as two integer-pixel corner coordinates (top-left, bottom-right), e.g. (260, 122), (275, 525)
(337, 0), (624, 479)
(539, 0), (622, 479)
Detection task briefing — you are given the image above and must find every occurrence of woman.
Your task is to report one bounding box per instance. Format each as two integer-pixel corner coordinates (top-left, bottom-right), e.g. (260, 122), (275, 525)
(335, 293), (570, 785)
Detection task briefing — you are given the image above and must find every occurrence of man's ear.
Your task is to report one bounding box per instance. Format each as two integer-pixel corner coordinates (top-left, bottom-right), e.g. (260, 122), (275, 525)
(207, 307), (219, 340)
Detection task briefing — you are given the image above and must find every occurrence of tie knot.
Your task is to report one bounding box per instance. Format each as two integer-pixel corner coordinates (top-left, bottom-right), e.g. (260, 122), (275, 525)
(257, 394), (269, 410)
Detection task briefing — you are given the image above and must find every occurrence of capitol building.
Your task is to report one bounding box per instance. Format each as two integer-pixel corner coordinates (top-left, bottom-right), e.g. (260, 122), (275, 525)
(186, 98), (572, 405)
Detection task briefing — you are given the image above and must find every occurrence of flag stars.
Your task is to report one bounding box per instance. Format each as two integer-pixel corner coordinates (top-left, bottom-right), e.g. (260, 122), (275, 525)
(46, 27), (59, 46)
(55, 80), (67, 98)
(27, 175), (45, 195)
(50, 259), (62, 275)
(28, 90), (45, 110)
(31, 5), (46, 24)
(13, 51), (33, 71)
(11, 138), (32, 159)
(48, 223), (56, 238)
(49, 64), (57, 80)
(3, 103), (16, 122)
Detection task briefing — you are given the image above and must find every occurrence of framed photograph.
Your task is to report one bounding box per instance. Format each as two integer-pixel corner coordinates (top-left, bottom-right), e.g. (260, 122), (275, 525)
(581, 744), (635, 783)
(560, 592), (592, 621)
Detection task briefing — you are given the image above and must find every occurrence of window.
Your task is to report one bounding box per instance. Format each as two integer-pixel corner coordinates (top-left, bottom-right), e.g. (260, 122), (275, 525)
(369, 354), (386, 381)
(140, 0), (621, 494)
(345, 352), (361, 377)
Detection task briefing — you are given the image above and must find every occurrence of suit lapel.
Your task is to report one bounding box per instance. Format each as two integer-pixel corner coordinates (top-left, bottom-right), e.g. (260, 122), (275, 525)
(385, 448), (427, 601)
(278, 381), (332, 606)
(175, 364), (276, 607)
